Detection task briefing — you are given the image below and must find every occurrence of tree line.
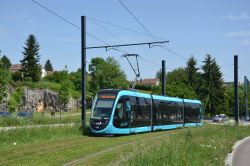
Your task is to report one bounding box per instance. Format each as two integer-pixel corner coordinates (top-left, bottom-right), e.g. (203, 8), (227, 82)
(0, 34), (249, 116)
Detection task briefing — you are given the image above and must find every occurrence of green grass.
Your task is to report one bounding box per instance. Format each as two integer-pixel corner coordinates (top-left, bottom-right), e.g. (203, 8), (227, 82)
(122, 125), (250, 166)
(16, 81), (61, 92)
(0, 109), (90, 127)
(0, 124), (250, 166)
(0, 114), (80, 127)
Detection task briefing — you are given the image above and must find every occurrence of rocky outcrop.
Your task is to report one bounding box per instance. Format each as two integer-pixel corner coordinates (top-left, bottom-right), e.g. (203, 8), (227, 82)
(17, 87), (79, 112)
(25, 87), (80, 112)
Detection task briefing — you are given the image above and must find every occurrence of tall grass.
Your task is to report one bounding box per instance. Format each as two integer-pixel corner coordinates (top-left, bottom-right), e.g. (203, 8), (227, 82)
(0, 115), (81, 127)
(0, 125), (86, 148)
(123, 125), (250, 166)
(0, 110), (90, 127)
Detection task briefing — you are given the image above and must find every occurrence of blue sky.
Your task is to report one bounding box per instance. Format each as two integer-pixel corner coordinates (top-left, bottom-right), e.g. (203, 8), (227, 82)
(1, 0), (250, 81)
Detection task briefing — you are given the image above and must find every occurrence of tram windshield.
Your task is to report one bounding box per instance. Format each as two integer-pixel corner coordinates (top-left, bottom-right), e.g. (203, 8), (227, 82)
(91, 93), (116, 119)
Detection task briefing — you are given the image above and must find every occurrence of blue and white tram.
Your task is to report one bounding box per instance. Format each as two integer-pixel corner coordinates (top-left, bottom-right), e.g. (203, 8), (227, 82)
(90, 89), (203, 135)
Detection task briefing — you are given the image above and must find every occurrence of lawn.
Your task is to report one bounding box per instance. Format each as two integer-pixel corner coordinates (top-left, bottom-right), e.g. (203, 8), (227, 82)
(0, 124), (249, 166)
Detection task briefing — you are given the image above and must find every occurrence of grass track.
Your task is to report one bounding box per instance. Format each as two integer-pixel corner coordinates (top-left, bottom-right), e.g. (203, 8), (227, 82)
(1, 124), (250, 166)
(0, 126), (176, 166)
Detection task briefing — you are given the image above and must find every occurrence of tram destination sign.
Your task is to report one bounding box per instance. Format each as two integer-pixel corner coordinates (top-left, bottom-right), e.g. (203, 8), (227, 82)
(98, 94), (116, 99)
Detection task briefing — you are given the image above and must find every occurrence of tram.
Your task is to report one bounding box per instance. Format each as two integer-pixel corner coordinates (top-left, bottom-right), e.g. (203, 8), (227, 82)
(90, 89), (202, 135)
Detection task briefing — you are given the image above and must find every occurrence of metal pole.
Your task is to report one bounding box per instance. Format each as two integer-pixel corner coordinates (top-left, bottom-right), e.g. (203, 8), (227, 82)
(244, 76), (249, 121)
(162, 60), (166, 96)
(81, 16), (86, 131)
(234, 55), (239, 124)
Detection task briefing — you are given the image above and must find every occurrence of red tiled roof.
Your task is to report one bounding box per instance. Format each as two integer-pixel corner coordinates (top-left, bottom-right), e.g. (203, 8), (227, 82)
(9, 64), (22, 73)
(140, 78), (159, 85)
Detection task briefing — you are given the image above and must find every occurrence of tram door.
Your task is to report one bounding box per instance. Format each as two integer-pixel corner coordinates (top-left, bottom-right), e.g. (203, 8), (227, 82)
(113, 96), (131, 129)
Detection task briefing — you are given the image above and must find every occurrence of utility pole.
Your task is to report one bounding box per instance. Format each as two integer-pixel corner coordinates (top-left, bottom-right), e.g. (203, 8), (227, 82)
(244, 76), (249, 121)
(234, 55), (239, 125)
(162, 60), (166, 96)
(81, 16), (86, 132)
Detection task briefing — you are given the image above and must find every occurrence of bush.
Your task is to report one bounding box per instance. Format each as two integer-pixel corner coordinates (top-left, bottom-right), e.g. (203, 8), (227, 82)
(133, 84), (157, 91)
(7, 87), (23, 112)
(43, 71), (67, 83)
(23, 77), (32, 82)
(11, 71), (22, 82)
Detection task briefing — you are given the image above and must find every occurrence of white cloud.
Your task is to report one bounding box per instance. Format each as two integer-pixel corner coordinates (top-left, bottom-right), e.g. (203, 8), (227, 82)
(225, 13), (250, 20)
(239, 39), (250, 46)
(226, 30), (250, 37)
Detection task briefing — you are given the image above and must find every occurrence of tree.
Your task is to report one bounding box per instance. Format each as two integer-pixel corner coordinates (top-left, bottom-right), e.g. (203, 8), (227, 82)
(44, 59), (53, 71)
(200, 54), (225, 116)
(69, 68), (82, 91)
(166, 82), (197, 99)
(155, 68), (197, 99)
(186, 56), (199, 87)
(20, 34), (41, 82)
(89, 57), (128, 95)
(44, 71), (67, 83)
(58, 70), (70, 110)
(166, 68), (188, 85)
(1, 55), (12, 69)
(0, 58), (11, 103)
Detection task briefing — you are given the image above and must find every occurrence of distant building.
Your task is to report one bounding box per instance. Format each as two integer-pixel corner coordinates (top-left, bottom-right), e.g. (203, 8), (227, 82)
(140, 78), (160, 86)
(46, 71), (54, 75)
(41, 68), (47, 78)
(223, 81), (243, 86)
(9, 64), (22, 73)
(9, 64), (48, 78)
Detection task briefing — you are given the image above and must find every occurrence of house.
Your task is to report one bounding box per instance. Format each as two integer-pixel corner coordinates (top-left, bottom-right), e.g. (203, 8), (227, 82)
(9, 64), (22, 73)
(140, 78), (160, 86)
(41, 68), (47, 78)
(9, 64), (48, 78)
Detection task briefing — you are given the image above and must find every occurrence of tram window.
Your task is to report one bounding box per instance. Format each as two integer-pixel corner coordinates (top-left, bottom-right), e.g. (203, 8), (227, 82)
(129, 96), (151, 127)
(184, 103), (201, 123)
(176, 102), (184, 122)
(113, 96), (130, 128)
(138, 97), (151, 122)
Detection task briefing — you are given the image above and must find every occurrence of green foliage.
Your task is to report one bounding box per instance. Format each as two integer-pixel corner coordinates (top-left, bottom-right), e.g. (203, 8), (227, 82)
(89, 57), (129, 95)
(200, 55), (225, 115)
(69, 68), (82, 91)
(44, 59), (53, 71)
(1, 55), (12, 69)
(166, 67), (188, 85)
(163, 68), (197, 99)
(224, 85), (249, 117)
(11, 71), (22, 82)
(166, 82), (197, 99)
(58, 75), (70, 109)
(134, 83), (155, 91)
(7, 87), (23, 112)
(43, 71), (68, 83)
(0, 58), (11, 103)
(186, 56), (199, 88)
(20, 34), (41, 82)
(125, 125), (250, 166)
(17, 81), (61, 92)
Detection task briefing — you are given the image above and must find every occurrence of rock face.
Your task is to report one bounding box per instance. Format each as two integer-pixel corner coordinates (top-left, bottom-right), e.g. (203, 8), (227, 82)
(20, 87), (79, 112)
(0, 87), (80, 112)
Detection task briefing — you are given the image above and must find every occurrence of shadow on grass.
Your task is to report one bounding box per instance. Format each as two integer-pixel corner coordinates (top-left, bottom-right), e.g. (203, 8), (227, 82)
(78, 126), (129, 138)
